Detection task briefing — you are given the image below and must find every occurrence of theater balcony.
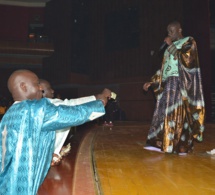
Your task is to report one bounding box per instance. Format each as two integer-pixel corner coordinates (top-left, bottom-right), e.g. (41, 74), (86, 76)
(0, 40), (54, 68)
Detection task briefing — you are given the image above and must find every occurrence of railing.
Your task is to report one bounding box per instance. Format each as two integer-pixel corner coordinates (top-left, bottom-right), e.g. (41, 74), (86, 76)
(0, 40), (54, 55)
(0, 40), (54, 67)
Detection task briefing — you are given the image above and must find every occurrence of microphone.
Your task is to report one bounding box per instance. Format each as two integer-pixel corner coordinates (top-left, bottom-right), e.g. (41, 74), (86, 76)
(159, 42), (167, 51)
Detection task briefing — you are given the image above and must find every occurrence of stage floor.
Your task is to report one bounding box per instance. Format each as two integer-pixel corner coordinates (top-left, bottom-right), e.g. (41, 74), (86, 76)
(39, 122), (215, 195)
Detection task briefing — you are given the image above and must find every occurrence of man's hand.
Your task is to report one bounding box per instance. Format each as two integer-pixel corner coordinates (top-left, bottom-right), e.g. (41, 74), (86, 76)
(164, 36), (172, 45)
(143, 82), (151, 91)
(101, 88), (112, 99)
(95, 88), (112, 106)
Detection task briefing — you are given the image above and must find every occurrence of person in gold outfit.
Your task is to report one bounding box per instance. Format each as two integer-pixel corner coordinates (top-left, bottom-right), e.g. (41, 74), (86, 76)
(143, 21), (205, 154)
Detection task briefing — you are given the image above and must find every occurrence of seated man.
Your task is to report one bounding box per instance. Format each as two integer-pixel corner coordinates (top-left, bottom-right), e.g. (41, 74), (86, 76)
(39, 79), (110, 166)
(0, 69), (111, 195)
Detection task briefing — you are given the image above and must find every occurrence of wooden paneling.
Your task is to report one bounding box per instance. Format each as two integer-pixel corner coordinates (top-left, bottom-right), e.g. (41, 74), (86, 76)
(39, 0), (213, 121)
(89, 0), (183, 81)
(119, 82), (155, 121)
(43, 0), (72, 82)
(60, 81), (155, 121)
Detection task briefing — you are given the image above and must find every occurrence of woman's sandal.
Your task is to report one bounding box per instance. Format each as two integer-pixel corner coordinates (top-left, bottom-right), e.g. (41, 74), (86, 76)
(60, 143), (71, 157)
(51, 153), (62, 166)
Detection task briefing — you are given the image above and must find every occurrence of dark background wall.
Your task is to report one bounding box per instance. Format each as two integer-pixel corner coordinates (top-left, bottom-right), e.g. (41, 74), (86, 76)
(0, 0), (212, 122)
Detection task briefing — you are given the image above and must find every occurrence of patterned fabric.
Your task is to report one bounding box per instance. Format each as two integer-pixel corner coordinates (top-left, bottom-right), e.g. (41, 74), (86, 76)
(147, 36), (205, 153)
(50, 96), (96, 155)
(162, 37), (189, 81)
(0, 98), (105, 195)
